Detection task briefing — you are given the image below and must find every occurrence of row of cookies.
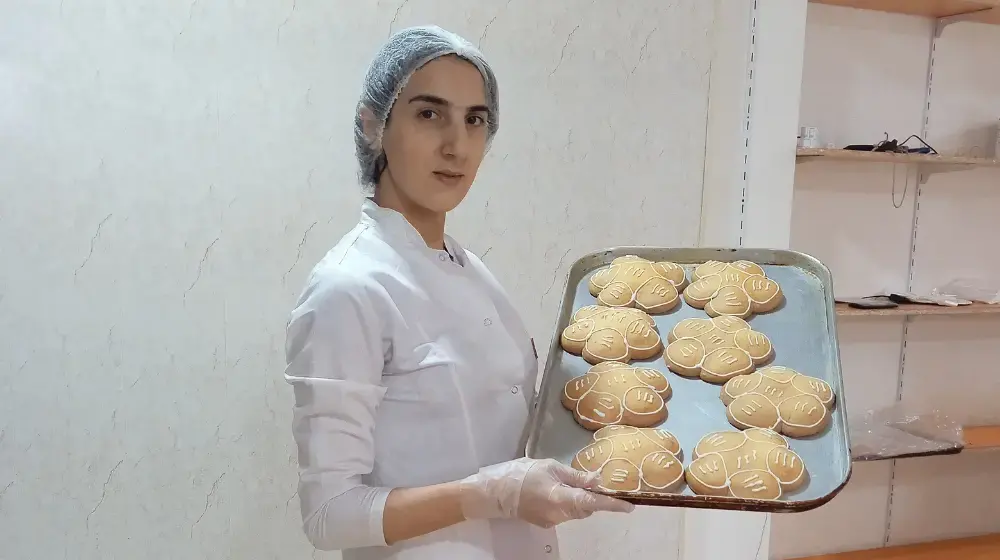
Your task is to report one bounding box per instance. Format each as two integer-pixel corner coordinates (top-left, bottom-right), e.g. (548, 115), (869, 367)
(588, 255), (784, 319)
(572, 425), (808, 501)
(561, 361), (836, 439)
(561, 307), (778, 385)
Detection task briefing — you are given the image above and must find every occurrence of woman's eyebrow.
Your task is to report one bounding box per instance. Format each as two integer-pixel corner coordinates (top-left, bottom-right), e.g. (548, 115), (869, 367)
(408, 94), (450, 106)
(408, 94), (490, 115)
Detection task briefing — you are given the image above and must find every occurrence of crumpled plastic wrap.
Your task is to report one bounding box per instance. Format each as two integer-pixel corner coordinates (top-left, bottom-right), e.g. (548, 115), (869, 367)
(850, 404), (964, 461)
(930, 278), (1000, 305)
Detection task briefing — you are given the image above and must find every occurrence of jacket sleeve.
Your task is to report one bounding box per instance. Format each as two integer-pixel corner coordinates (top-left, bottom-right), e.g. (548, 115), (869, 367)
(284, 270), (392, 551)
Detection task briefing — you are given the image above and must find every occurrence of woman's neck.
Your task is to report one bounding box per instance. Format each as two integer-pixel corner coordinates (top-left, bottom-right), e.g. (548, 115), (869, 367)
(373, 175), (447, 250)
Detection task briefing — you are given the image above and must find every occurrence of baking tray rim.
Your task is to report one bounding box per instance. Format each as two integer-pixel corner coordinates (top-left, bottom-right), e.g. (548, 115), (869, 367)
(525, 246), (852, 512)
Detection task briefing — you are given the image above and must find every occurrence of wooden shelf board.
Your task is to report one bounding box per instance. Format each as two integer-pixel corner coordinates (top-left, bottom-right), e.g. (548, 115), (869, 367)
(835, 301), (1000, 317)
(972, 3), (1000, 23)
(791, 533), (1000, 560)
(809, 0), (1000, 23)
(968, 7), (1000, 24)
(964, 425), (1000, 449)
(797, 148), (1000, 166)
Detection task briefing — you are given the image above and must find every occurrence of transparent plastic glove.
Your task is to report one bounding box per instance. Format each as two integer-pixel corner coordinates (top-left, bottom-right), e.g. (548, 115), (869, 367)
(459, 458), (635, 528)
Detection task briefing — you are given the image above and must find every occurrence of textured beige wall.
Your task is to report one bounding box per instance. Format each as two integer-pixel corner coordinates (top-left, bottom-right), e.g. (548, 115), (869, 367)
(0, 1), (715, 558)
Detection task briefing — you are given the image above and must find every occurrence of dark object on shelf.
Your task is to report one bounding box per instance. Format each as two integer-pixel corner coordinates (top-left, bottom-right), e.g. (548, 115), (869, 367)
(887, 292), (948, 306)
(887, 293), (924, 304)
(874, 139), (901, 152)
(835, 296), (897, 310)
(843, 133), (939, 155)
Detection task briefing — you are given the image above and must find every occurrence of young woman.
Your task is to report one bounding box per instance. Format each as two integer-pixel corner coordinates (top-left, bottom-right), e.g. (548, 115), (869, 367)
(284, 25), (633, 560)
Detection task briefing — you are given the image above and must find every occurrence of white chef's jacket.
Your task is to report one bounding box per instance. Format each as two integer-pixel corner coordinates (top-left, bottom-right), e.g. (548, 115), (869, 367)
(284, 199), (559, 560)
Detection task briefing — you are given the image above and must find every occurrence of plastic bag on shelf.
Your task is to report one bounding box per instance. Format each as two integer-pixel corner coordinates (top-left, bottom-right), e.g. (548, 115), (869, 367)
(850, 404), (964, 461)
(930, 278), (1000, 305)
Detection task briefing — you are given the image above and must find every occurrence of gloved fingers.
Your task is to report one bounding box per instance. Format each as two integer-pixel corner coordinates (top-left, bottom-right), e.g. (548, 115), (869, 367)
(578, 490), (636, 514)
(548, 486), (635, 519)
(547, 461), (602, 489)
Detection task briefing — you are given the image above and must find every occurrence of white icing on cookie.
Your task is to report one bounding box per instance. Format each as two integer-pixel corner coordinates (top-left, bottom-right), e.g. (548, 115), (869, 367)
(561, 306), (663, 364)
(687, 452), (730, 494)
(720, 366), (836, 438)
(562, 362), (671, 430)
(588, 256), (688, 314)
(663, 316), (773, 384)
(683, 260), (783, 319)
(685, 429), (805, 500)
(572, 426), (685, 494)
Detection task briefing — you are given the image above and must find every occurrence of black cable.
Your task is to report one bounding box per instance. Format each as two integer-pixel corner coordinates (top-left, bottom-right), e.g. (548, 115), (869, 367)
(891, 164), (909, 209)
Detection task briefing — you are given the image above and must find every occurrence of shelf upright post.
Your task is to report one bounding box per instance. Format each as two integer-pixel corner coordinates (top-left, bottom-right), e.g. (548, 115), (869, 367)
(884, 11), (947, 547)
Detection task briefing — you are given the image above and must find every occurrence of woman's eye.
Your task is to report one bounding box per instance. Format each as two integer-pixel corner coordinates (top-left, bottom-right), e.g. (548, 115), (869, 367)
(467, 115), (486, 126)
(418, 109), (437, 120)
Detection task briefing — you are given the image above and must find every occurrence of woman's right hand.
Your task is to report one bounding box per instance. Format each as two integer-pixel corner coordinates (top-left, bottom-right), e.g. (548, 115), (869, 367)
(458, 458), (635, 528)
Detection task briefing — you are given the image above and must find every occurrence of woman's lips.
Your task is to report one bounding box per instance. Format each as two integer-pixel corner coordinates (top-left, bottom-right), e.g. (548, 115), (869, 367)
(433, 171), (464, 185)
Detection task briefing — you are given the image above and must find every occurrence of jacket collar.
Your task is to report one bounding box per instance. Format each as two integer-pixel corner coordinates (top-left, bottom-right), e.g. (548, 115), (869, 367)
(360, 198), (466, 266)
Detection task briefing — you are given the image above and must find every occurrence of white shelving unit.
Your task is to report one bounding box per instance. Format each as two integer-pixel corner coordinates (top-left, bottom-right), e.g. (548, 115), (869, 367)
(771, 2), (1000, 559)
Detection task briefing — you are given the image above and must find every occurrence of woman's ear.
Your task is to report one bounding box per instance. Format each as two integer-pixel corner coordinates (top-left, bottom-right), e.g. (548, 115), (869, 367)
(359, 106), (380, 145)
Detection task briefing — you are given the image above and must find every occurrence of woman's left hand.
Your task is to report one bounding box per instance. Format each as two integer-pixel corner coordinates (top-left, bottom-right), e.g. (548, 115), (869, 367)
(459, 458), (635, 528)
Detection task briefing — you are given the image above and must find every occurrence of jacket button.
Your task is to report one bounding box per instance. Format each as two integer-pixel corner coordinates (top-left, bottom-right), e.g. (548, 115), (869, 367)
(439, 254), (448, 261)
(511, 386), (519, 394)
(545, 545), (552, 553)
(483, 318), (492, 326)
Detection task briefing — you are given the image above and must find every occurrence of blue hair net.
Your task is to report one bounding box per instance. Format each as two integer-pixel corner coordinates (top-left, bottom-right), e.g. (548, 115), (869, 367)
(354, 25), (500, 194)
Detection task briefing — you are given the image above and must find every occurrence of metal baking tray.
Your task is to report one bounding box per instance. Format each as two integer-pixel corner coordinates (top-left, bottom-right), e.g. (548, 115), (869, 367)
(525, 247), (851, 513)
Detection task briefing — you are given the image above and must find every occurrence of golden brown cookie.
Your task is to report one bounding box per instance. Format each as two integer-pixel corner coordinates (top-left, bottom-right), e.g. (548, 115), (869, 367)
(682, 260), (783, 319)
(685, 428), (806, 500)
(663, 316), (773, 384)
(561, 362), (672, 430)
(720, 366), (836, 438)
(561, 305), (663, 364)
(572, 426), (685, 494)
(588, 255), (688, 314)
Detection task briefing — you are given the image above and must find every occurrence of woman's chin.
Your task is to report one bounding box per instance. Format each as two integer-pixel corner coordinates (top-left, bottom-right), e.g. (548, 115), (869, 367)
(418, 184), (473, 214)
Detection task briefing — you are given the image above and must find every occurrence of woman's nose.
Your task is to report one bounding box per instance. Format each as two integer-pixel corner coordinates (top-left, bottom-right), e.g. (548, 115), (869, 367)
(440, 121), (469, 160)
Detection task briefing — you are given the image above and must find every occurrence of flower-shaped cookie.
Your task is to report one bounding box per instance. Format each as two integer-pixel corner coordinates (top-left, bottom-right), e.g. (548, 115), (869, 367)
(683, 260), (783, 318)
(720, 366), (836, 438)
(664, 316), (773, 383)
(560, 305), (662, 364)
(572, 425), (685, 494)
(561, 361), (672, 430)
(685, 428), (807, 500)
(588, 255), (688, 313)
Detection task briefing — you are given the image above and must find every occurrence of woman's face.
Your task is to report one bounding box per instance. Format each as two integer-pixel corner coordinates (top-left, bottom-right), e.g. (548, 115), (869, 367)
(378, 55), (490, 214)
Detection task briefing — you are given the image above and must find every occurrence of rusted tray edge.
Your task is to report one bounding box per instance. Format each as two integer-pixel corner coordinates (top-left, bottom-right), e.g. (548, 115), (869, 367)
(526, 246), (851, 513)
(607, 463), (852, 513)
